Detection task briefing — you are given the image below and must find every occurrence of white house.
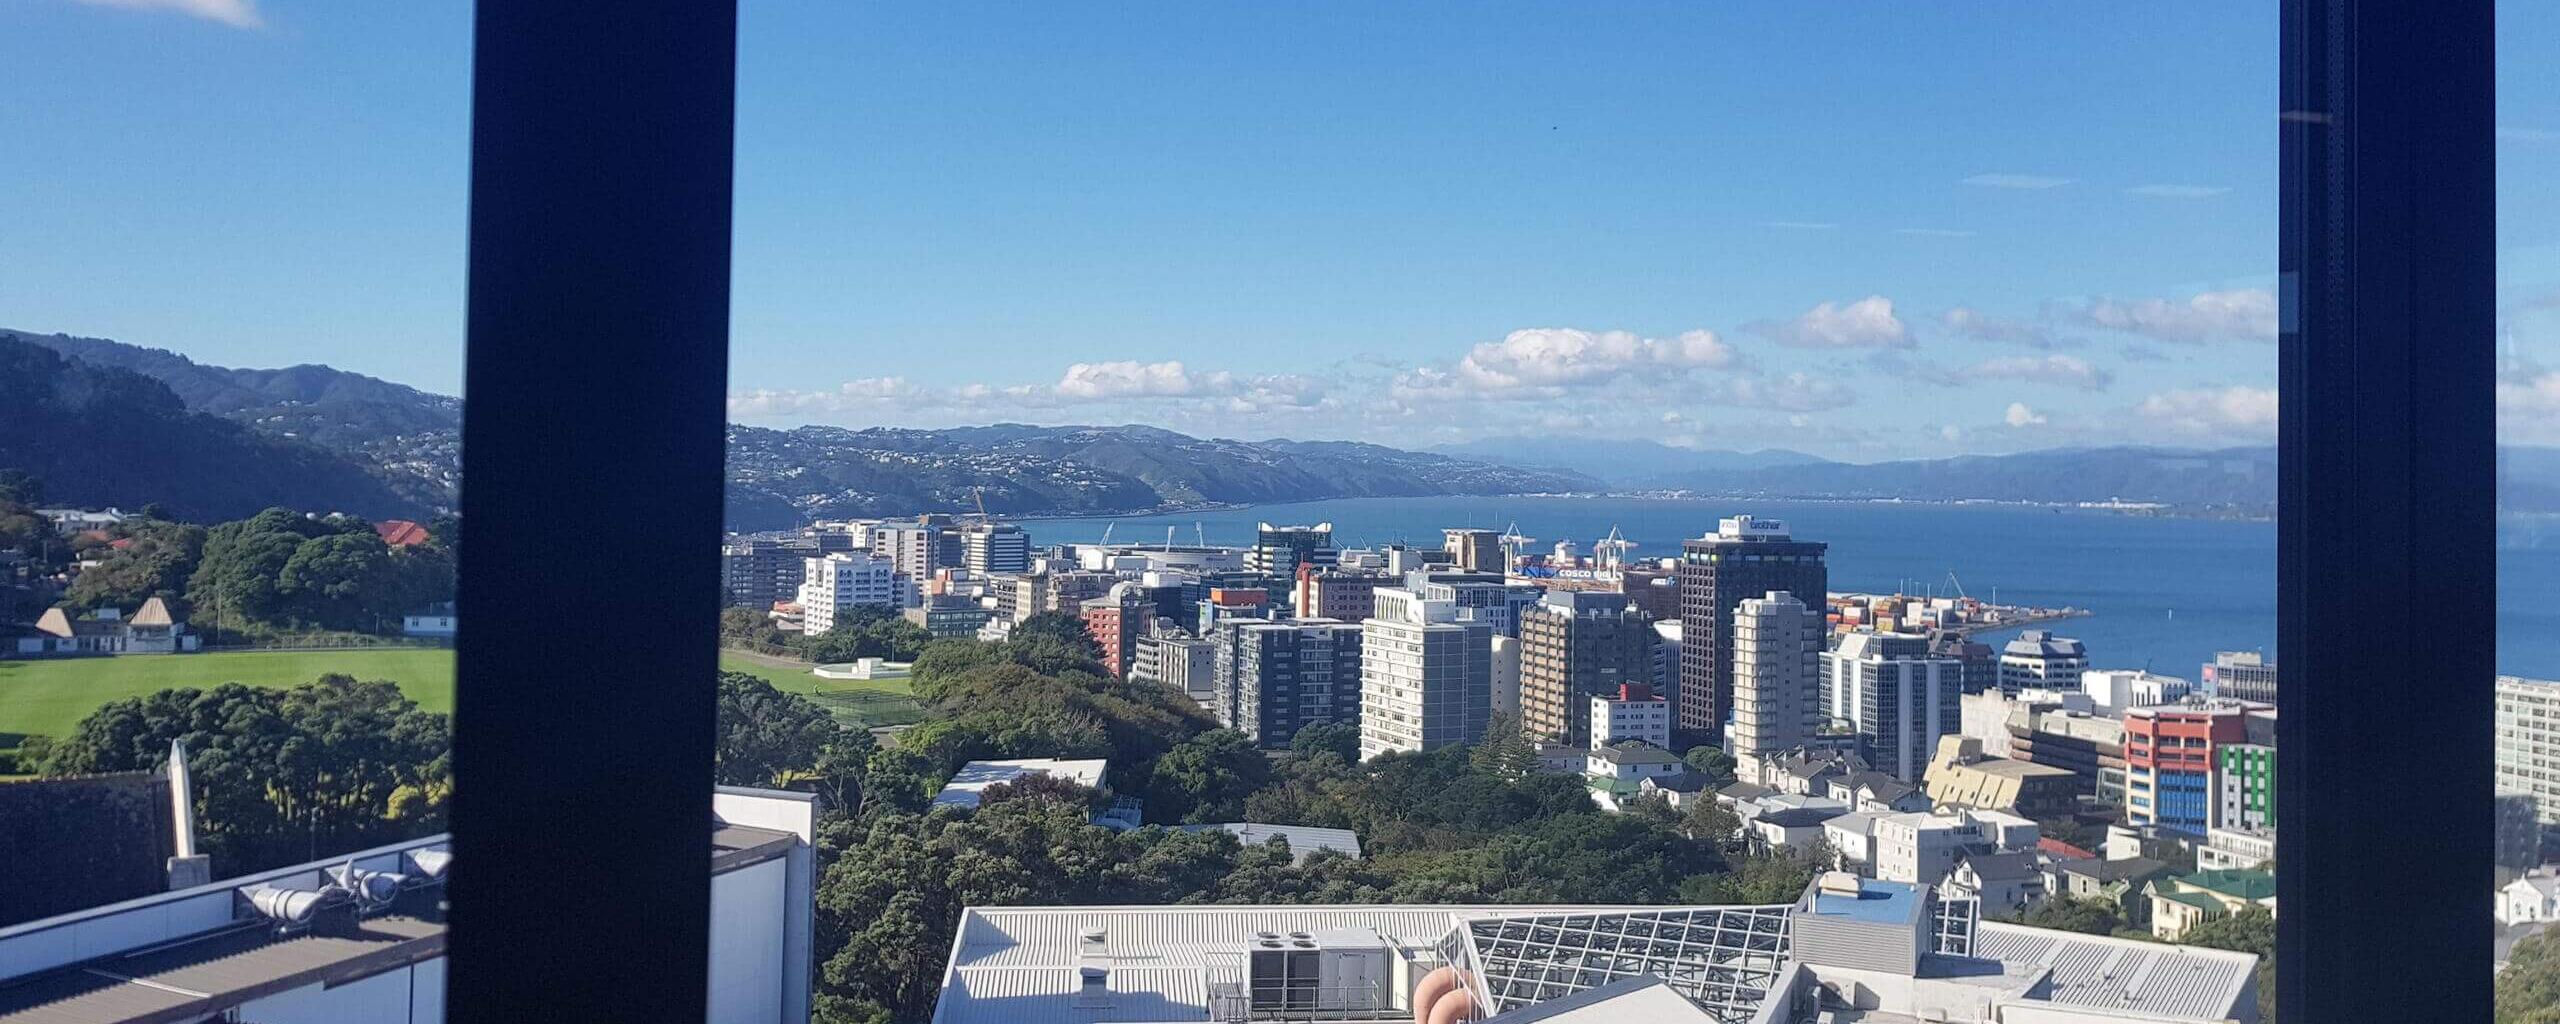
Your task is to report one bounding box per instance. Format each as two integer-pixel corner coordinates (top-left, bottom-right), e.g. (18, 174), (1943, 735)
(1940, 851), (2049, 913)
(403, 606), (458, 639)
(2503, 869), (2560, 926)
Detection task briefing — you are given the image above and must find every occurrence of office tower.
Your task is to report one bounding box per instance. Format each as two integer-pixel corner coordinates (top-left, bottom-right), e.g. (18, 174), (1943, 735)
(1927, 631), (1999, 694)
(1211, 619), (1365, 746)
(958, 522), (1031, 574)
(1590, 682), (1672, 750)
(1245, 521), (1338, 574)
(1408, 572), (1545, 637)
(722, 537), (813, 609)
(795, 551), (900, 634)
(1443, 528), (1504, 572)
(1135, 633), (1220, 710)
(1518, 590), (1656, 746)
(1677, 515), (1828, 736)
(1997, 631), (2087, 694)
(1080, 592), (1140, 678)
(2498, 676), (2560, 827)
(1298, 569), (1390, 621)
(1490, 635), (1521, 717)
(1821, 631), (1960, 783)
(1619, 564), (1681, 623)
(1729, 591), (1823, 769)
(2122, 697), (2262, 835)
(1360, 589), (1493, 760)
(2201, 651), (2280, 704)
(869, 523), (943, 579)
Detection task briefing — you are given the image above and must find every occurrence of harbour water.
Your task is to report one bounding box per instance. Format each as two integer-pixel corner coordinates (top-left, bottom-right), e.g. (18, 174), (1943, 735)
(1024, 496), (2560, 680)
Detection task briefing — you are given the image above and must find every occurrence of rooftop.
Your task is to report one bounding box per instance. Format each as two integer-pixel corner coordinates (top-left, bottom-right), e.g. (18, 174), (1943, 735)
(932, 758), (1111, 810)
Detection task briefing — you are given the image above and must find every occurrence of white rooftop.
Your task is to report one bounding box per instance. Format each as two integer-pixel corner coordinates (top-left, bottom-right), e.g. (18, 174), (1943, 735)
(1177, 823), (1361, 862)
(932, 758), (1110, 810)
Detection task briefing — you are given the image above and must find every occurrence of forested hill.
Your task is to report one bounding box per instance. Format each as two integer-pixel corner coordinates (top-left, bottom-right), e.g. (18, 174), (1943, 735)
(721, 425), (1600, 530)
(0, 337), (430, 522)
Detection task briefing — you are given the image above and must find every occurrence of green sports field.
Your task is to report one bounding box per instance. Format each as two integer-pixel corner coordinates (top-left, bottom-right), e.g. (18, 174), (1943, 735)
(0, 649), (922, 752)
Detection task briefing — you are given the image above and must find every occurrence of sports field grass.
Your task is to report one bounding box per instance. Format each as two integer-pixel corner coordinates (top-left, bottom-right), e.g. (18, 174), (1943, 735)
(0, 648), (924, 751)
(717, 655), (925, 729)
(0, 648), (457, 751)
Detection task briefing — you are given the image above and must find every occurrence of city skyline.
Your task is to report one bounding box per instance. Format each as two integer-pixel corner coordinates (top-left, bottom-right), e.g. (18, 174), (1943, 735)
(8, 2), (2560, 460)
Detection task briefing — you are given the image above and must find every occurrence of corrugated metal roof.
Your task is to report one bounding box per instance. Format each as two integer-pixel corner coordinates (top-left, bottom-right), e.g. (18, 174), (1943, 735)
(1974, 921), (2256, 1021)
(0, 915), (444, 1024)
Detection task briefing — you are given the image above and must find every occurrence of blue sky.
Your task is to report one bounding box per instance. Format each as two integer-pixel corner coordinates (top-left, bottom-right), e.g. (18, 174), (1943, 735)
(6, 1), (2559, 459)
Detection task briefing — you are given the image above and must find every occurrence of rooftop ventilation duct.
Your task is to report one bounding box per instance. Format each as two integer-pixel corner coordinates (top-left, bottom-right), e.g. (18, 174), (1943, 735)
(408, 848), (453, 879)
(242, 884), (348, 927)
(329, 863), (406, 907)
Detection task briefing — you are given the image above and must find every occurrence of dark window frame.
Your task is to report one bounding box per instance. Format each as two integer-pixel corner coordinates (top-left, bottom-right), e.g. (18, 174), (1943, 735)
(441, 1), (2498, 1020)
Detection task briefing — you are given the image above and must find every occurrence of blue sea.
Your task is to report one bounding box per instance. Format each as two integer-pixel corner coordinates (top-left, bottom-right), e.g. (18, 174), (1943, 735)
(1023, 497), (2560, 680)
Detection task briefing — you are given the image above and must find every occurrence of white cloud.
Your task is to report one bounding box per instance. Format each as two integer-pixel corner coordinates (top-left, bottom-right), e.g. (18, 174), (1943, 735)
(2135, 385), (2279, 437)
(1453, 327), (1738, 391)
(1942, 307), (2059, 348)
(1963, 173), (2072, 190)
(1054, 360), (1216, 399)
(2004, 402), (2048, 427)
(2082, 288), (2278, 343)
(1757, 296), (1910, 349)
(1967, 354), (2112, 391)
(75, 0), (261, 28)
(2127, 184), (2231, 199)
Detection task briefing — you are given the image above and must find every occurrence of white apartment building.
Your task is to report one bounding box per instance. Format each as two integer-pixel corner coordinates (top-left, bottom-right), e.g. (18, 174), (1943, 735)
(1822, 631), (1961, 783)
(1729, 591), (1823, 772)
(1359, 589), (1492, 761)
(796, 551), (903, 633)
(956, 522), (1029, 573)
(2498, 676), (2560, 826)
(1590, 687), (1672, 750)
(1872, 808), (2038, 889)
(869, 523), (942, 578)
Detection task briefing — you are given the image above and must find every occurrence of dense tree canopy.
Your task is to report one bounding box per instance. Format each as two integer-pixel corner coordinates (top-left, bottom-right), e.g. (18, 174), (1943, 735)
(41, 675), (450, 874)
(181, 507), (453, 636)
(715, 671), (875, 798)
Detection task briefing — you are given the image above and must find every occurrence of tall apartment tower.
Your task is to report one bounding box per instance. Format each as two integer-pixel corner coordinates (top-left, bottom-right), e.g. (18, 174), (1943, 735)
(1821, 631), (1961, 783)
(1517, 590), (1656, 746)
(1245, 522), (1338, 575)
(1677, 516), (1828, 737)
(2499, 676), (2560, 828)
(1210, 619), (1365, 746)
(1443, 528), (1505, 573)
(1997, 631), (2087, 694)
(2201, 651), (2280, 704)
(1728, 591), (1824, 770)
(1360, 588), (1493, 760)
(869, 523), (944, 579)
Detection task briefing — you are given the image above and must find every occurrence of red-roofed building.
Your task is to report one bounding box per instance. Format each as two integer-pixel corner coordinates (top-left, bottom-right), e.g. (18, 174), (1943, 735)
(375, 519), (433, 547)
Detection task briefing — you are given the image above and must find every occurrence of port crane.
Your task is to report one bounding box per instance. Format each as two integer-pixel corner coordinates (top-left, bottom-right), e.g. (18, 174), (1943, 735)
(1593, 525), (1638, 579)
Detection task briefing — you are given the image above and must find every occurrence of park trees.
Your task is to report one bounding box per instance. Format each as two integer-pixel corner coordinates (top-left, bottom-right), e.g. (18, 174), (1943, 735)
(2005, 894), (2125, 935)
(41, 675), (449, 874)
(1145, 728), (1270, 823)
(715, 670), (873, 792)
(60, 518), (205, 614)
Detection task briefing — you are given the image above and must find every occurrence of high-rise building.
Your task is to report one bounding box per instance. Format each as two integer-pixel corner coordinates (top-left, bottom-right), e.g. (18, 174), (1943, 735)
(1244, 521), (1337, 574)
(1927, 631), (1999, 694)
(2497, 676), (2560, 827)
(1997, 631), (2087, 695)
(1517, 590), (1655, 746)
(1408, 572), (1545, 637)
(1729, 591), (1823, 769)
(722, 537), (814, 609)
(1211, 619), (1365, 746)
(1360, 589), (1492, 760)
(1442, 528), (1504, 572)
(1298, 569), (1390, 621)
(796, 551), (901, 634)
(1678, 515), (1827, 736)
(2122, 697), (2264, 835)
(1821, 631), (1961, 783)
(1619, 564), (1682, 623)
(2201, 651), (2279, 704)
(1134, 633), (1220, 711)
(869, 523), (944, 579)
(957, 522), (1031, 574)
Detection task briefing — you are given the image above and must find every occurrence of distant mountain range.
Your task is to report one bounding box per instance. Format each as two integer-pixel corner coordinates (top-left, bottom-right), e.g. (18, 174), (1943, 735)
(1428, 436), (1829, 486)
(16, 327), (2560, 527)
